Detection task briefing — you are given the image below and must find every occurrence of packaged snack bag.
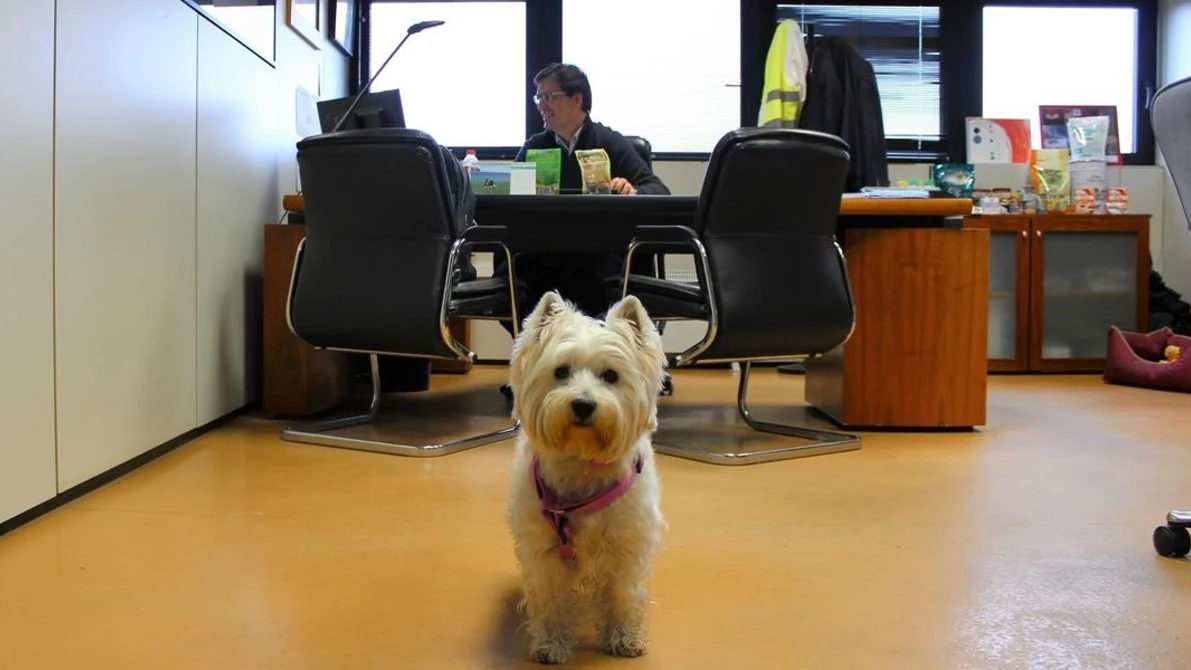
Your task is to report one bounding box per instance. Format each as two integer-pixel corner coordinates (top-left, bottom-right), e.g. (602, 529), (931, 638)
(1067, 116), (1110, 162)
(1069, 159), (1108, 213)
(1072, 187), (1098, 214)
(1002, 188), (1023, 214)
(1022, 187), (1041, 214)
(1106, 187), (1129, 214)
(525, 148), (561, 194)
(575, 148), (613, 194)
(1029, 148), (1071, 213)
(932, 163), (975, 198)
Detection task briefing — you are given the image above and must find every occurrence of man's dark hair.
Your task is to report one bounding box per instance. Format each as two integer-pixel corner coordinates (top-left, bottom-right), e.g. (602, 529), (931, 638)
(534, 63), (592, 112)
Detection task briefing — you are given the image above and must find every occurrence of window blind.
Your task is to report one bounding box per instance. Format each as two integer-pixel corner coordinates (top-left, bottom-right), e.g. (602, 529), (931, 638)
(777, 4), (942, 145)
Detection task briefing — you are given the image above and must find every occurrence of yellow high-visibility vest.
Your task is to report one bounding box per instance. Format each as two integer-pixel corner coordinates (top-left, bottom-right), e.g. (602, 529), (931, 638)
(759, 19), (809, 128)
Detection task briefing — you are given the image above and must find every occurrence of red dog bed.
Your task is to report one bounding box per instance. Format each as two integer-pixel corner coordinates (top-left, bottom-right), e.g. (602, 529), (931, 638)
(1103, 326), (1191, 393)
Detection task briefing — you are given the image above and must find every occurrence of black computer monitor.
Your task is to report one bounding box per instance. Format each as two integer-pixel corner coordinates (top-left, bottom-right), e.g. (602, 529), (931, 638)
(317, 88), (406, 132)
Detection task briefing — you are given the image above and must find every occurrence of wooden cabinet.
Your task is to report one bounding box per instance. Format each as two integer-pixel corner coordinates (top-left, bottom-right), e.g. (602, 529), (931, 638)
(967, 214), (1150, 372)
(806, 226), (990, 429)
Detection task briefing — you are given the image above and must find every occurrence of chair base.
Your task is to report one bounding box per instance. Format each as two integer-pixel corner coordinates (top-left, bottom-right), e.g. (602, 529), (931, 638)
(281, 354), (519, 458)
(654, 362), (860, 466)
(1154, 510), (1191, 558)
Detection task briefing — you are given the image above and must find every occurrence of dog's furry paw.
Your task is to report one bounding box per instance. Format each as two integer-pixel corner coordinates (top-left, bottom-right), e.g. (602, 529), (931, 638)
(601, 630), (649, 658)
(529, 641), (573, 665)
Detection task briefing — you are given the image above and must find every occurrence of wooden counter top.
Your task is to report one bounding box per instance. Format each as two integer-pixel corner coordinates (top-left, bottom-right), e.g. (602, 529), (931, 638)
(837, 196), (971, 217)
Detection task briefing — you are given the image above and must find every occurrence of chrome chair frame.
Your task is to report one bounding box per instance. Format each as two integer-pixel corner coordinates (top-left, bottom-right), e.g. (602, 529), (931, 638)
(1149, 74), (1191, 557)
(622, 224), (860, 466)
(281, 227), (522, 458)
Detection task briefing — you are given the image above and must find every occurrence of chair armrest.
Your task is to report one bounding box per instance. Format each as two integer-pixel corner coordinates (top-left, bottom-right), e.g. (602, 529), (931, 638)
(461, 225), (513, 255)
(461, 224), (509, 246)
(628, 225), (702, 256)
(632, 224), (700, 245)
(621, 224), (713, 319)
(624, 224), (703, 265)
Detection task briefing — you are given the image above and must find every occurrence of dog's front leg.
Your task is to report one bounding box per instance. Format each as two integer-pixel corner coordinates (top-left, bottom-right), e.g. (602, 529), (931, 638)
(596, 572), (650, 658)
(520, 559), (580, 664)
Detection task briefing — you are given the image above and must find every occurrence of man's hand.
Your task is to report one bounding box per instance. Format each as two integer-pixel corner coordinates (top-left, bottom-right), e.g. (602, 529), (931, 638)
(610, 177), (637, 195)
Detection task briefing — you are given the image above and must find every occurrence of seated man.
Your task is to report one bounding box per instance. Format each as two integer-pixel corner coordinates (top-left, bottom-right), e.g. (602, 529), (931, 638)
(495, 62), (671, 333)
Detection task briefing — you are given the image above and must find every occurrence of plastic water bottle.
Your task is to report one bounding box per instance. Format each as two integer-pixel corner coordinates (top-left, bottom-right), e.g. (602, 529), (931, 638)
(461, 149), (480, 175)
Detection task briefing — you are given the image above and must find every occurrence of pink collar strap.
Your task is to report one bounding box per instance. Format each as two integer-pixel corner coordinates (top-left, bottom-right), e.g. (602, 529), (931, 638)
(532, 454), (644, 560)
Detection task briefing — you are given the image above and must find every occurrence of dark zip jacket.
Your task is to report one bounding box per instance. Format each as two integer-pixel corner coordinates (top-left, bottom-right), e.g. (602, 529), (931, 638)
(798, 36), (890, 192)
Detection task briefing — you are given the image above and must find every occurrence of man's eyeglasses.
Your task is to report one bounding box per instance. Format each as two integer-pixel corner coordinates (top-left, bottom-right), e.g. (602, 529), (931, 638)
(533, 91), (571, 105)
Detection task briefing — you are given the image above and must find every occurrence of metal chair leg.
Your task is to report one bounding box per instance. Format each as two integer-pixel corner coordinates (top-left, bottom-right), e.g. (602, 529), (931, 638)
(655, 362), (860, 465)
(281, 354), (519, 457)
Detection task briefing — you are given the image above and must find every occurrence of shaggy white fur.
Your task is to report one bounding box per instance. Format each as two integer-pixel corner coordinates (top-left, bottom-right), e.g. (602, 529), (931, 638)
(506, 291), (668, 664)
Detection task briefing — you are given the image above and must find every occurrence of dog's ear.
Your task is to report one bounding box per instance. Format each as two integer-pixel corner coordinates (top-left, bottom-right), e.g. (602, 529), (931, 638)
(521, 290), (570, 334)
(607, 294), (651, 334)
(509, 291), (571, 408)
(509, 291), (569, 385)
(607, 295), (667, 392)
(607, 295), (663, 352)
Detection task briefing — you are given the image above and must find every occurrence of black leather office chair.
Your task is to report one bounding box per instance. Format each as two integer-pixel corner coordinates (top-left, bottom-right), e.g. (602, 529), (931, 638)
(620, 134), (675, 395)
(1149, 75), (1191, 557)
(619, 127), (861, 465)
(626, 134), (652, 165)
(623, 135), (665, 278)
(283, 128), (522, 457)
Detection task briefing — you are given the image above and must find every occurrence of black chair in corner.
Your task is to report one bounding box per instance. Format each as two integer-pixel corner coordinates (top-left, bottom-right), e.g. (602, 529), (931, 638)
(1149, 74), (1191, 558)
(619, 127), (861, 465)
(283, 128), (522, 457)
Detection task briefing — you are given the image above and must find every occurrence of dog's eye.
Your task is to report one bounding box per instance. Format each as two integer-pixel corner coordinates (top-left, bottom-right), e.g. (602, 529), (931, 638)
(601, 370), (619, 384)
(554, 366), (570, 381)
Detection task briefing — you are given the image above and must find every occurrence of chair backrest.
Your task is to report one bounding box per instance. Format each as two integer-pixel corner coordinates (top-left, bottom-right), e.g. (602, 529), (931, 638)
(692, 127), (855, 362)
(288, 128), (461, 359)
(1153, 75), (1191, 233)
(624, 135), (658, 276)
(625, 135), (653, 167)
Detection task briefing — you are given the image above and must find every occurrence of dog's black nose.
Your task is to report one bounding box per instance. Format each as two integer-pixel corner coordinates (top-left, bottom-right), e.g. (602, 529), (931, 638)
(571, 398), (596, 422)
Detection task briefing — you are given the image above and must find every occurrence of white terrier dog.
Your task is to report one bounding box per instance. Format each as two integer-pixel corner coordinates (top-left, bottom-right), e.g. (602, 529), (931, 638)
(506, 291), (668, 664)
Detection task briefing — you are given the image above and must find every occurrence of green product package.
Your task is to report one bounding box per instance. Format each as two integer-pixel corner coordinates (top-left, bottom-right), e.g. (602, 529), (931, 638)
(525, 148), (561, 194)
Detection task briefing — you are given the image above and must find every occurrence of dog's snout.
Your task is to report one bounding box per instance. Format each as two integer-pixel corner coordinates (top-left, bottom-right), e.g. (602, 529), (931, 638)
(571, 398), (596, 421)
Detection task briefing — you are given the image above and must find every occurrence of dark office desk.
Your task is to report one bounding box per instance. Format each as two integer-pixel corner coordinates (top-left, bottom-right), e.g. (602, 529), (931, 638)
(474, 194), (698, 253)
(276, 193), (986, 428)
(472, 193), (970, 253)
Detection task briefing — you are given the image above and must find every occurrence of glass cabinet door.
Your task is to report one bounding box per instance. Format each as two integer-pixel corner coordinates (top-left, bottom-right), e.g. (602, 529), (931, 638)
(988, 229), (1022, 363)
(1035, 229), (1141, 367)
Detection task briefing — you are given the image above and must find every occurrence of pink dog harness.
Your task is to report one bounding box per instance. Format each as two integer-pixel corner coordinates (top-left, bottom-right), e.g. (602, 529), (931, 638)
(532, 454), (644, 560)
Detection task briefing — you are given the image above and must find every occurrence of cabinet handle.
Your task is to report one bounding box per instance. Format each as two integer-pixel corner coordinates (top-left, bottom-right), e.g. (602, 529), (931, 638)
(1036, 230), (1042, 238)
(1021, 230), (1027, 238)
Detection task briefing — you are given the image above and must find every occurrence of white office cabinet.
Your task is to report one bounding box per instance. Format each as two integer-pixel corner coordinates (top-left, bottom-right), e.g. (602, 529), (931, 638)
(54, 0), (199, 489)
(0, 0), (58, 522)
(196, 19), (279, 423)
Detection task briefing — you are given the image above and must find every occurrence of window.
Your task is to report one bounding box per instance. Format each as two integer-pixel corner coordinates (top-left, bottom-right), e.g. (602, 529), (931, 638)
(982, 5), (1139, 154)
(777, 4), (942, 149)
(355, 1), (1157, 164)
(368, 1), (526, 148)
(561, 0), (740, 154)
